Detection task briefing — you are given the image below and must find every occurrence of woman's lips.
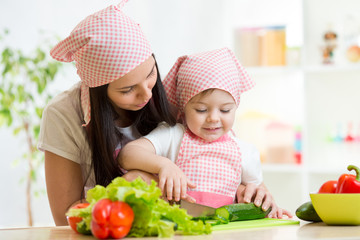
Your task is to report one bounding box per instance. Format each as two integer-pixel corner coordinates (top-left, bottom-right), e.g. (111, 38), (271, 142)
(136, 100), (149, 108)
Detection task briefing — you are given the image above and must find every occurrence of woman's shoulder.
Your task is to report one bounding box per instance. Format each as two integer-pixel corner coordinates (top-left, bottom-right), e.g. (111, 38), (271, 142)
(38, 82), (90, 166)
(46, 82), (81, 108)
(43, 82), (83, 125)
(45, 83), (80, 110)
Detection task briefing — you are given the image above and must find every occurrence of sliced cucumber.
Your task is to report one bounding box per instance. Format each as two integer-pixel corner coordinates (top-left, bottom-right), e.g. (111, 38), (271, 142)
(215, 203), (271, 223)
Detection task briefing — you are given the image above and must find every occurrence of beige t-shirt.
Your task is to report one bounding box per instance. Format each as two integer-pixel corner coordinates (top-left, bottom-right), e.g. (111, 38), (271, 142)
(38, 82), (141, 190)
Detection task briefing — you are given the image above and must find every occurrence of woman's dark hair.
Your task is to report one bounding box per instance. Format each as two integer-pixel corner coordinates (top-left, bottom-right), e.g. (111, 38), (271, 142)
(87, 55), (176, 186)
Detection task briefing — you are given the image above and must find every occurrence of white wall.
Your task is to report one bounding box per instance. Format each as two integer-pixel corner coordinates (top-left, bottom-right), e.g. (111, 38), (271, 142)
(0, 0), (302, 227)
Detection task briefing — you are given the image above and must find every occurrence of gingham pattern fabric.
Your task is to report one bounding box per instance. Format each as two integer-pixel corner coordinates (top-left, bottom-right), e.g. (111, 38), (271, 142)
(163, 47), (255, 112)
(50, 1), (152, 126)
(176, 129), (242, 206)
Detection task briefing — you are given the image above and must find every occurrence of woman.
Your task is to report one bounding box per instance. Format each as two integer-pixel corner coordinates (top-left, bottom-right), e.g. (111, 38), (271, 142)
(38, 2), (175, 225)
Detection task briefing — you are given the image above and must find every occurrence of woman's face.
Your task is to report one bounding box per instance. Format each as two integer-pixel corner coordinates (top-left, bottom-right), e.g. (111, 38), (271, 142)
(107, 56), (157, 112)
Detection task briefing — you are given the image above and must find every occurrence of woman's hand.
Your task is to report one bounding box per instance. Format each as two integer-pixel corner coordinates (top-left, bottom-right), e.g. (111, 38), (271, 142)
(236, 182), (293, 219)
(122, 169), (159, 185)
(158, 160), (196, 202)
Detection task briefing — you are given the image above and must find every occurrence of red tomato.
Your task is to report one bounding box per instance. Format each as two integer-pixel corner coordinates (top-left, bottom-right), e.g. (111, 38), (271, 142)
(67, 203), (90, 233)
(91, 199), (134, 239)
(318, 180), (337, 193)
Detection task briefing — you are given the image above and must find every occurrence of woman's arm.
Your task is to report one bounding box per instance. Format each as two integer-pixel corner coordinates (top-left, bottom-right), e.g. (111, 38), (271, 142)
(45, 150), (166, 225)
(44, 151), (85, 226)
(119, 138), (195, 202)
(119, 138), (170, 174)
(235, 140), (292, 218)
(122, 169), (159, 184)
(236, 182), (293, 219)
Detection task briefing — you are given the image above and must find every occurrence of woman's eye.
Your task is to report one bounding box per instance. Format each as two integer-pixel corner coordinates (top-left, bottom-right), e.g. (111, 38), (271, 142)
(147, 69), (156, 79)
(120, 87), (134, 94)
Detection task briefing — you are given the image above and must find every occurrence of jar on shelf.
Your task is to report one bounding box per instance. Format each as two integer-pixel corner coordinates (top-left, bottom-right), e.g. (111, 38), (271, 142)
(264, 121), (296, 164)
(343, 15), (360, 63)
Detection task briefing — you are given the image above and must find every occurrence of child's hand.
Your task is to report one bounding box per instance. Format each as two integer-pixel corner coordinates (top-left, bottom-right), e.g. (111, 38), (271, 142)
(158, 160), (196, 202)
(236, 182), (293, 219)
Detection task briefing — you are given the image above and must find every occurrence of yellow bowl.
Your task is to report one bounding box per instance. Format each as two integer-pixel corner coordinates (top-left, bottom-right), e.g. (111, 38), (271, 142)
(310, 193), (360, 225)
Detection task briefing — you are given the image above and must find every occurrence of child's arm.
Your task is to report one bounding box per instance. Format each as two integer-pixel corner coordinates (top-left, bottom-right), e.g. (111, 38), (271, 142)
(119, 138), (196, 202)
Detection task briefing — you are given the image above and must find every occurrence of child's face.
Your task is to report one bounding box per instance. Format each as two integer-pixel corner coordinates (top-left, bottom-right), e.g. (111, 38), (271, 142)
(184, 89), (237, 142)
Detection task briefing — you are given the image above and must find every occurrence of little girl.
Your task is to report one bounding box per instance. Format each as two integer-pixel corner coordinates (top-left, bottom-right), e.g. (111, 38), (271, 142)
(120, 48), (292, 218)
(119, 47), (263, 206)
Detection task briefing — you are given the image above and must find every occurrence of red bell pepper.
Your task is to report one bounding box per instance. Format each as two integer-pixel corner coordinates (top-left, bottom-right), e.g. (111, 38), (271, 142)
(91, 198), (134, 239)
(318, 180), (337, 193)
(336, 165), (360, 193)
(67, 203), (90, 233)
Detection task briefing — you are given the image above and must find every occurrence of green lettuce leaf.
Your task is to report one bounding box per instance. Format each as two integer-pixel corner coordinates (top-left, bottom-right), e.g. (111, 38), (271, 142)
(68, 177), (211, 237)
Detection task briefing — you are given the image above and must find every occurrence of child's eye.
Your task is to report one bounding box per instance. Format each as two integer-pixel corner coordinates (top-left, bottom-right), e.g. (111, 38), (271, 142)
(221, 109), (231, 113)
(195, 109), (207, 113)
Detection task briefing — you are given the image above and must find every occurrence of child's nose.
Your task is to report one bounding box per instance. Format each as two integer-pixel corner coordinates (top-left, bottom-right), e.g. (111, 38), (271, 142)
(207, 111), (220, 122)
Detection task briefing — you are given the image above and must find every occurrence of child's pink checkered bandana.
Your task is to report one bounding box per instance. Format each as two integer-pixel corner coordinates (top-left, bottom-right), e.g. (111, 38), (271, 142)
(50, 0), (152, 126)
(163, 48), (255, 112)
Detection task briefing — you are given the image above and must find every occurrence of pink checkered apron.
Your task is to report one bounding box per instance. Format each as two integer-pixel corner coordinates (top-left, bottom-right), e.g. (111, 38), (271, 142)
(176, 129), (242, 208)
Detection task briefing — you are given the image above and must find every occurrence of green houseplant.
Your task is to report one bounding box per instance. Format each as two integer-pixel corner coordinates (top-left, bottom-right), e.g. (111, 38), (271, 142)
(0, 29), (63, 226)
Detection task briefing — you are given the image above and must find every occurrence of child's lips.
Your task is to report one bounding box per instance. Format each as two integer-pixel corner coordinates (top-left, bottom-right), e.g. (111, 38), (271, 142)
(204, 127), (221, 132)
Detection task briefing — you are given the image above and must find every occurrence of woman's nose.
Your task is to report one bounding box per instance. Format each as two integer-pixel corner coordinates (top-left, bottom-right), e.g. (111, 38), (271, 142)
(138, 84), (152, 101)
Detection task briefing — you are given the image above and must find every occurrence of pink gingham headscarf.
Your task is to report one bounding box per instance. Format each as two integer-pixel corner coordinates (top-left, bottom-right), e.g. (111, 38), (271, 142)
(163, 48), (255, 112)
(50, 0), (152, 126)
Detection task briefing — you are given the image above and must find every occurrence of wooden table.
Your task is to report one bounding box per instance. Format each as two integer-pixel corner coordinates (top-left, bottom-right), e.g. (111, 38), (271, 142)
(1, 222), (360, 240)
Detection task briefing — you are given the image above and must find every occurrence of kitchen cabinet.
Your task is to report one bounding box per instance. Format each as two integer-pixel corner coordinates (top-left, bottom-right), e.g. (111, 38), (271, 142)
(230, 0), (360, 213)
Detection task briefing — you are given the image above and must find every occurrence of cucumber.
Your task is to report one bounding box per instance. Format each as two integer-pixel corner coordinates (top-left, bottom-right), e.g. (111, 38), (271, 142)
(295, 201), (322, 222)
(76, 220), (92, 235)
(160, 217), (178, 231)
(215, 203), (271, 223)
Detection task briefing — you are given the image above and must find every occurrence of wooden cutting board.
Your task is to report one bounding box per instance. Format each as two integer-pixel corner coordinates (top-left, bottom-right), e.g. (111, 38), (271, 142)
(212, 218), (300, 231)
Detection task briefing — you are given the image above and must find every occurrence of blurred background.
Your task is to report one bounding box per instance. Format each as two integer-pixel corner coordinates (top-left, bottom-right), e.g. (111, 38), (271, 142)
(1, 0), (360, 227)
